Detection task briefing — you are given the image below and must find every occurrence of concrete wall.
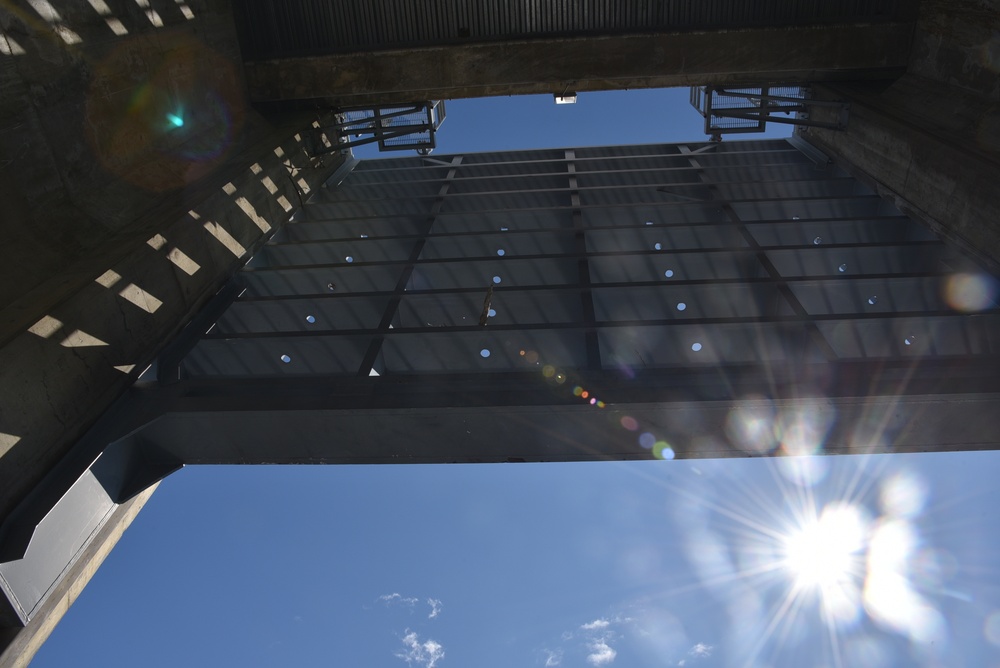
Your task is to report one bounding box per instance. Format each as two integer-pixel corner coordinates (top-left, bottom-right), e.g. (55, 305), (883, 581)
(0, 0), (341, 522)
(800, 0), (1000, 270)
(0, 1), (346, 662)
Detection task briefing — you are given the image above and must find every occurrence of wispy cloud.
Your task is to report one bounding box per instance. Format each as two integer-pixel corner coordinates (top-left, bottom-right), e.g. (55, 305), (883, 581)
(544, 649), (563, 666)
(379, 593), (419, 607)
(427, 598), (443, 619)
(396, 630), (445, 668)
(586, 640), (617, 666)
(580, 619), (610, 631)
(689, 643), (713, 659)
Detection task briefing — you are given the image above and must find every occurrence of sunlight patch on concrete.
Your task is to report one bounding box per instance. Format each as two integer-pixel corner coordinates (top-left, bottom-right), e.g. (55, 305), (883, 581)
(28, 0), (83, 44)
(28, 316), (64, 339)
(174, 0), (195, 20)
(166, 248), (201, 275)
(0, 32), (27, 56)
(203, 221), (246, 257)
(133, 0), (164, 27)
(95, 270), (123, 289)
(118, 283), (163, 314)
(60, 329), (109, 348)
(86, 0), (129, 35)
(234, 197), (271, 232)
(146, 234), (168, 251)
(0, 432), (21, 457)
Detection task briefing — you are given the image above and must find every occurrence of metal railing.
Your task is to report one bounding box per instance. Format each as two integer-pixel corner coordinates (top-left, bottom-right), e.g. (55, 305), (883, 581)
(308, 100), (447, 155)
(690, 86), (849, 137)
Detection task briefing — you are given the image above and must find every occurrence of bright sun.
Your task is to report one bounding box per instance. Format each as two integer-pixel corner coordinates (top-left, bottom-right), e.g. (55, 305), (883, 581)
(782, 504), (866, 590)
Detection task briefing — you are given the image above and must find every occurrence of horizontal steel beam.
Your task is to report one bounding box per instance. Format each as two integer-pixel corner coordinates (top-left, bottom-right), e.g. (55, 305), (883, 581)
(231, 271), (956, 303)
(244, 24), (912, 104)
(200, 310), (983, 340)
(248, 240), (942, 271)
(128, 385), (1000, 465)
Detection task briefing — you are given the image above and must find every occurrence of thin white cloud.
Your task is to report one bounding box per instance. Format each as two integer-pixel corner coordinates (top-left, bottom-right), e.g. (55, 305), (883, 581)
(689, 643), (713, 659)
(543, 649), (563, 667)
(396, 630), (445, 668)
(581, 619), (610, 631)
(380, 593), (419, 607)
(427, 598), (443, 619)
(586, 640), (617, 666)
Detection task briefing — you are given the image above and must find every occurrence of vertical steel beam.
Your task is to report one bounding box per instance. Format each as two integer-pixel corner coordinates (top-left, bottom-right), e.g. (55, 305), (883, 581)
(357, 156), (464, 375)
(566, 150), (602, 370)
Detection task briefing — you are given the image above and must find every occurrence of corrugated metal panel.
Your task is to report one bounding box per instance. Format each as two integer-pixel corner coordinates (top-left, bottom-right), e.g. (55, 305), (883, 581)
(233, 0), (912, 60)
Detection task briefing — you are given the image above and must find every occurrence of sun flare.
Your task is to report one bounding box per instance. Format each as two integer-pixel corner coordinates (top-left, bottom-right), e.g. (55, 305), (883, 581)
(782, 504), (867, 591)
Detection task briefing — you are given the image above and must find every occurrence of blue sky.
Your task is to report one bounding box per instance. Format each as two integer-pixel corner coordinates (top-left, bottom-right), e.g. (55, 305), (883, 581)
(30, 90), (1000, 668)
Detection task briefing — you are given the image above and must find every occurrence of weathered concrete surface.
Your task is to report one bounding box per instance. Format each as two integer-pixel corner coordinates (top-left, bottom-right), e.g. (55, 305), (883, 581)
(800, 0), (1000, 270)
(0, 128), (341, 524)
(0, 0), (342, 524)
(0, 484), (158, 668)
(0, 0), (260, 317)
(908, 0), (1000, 99)
(0, 2), (345, 659)
(244, 23), (914, 105)
(0, 0), (346, 665)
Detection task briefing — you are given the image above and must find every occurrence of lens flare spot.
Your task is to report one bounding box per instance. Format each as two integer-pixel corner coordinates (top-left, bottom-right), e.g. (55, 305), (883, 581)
(596, 401), (606, 408)
(984, 611), (1000, 647)
(589, 397), (597, 405)
(880, 471), (928, 519)
(573, 386), (583, 397)
(639, 432), (655, 449)
(542, 365), (555, 378)
(691, 342), (702, 352)
(525, 350), (539, 364)
(677, 302), (687, 311)
(492, 275), (502, 284)
(813, 236), (822, 245)
(724, 399), (776, 454)
(167, 113), (184, 127)
(944, 272), (998, 312)
(305, 315), (316, 324)
(664, 269), (674, 278)
(838, 263), (847, 273)
(653, 441), (675, 459)
(280, 354), (291, 364)
(581, 390), (589, 399)
(620, 416), (639, 431)
(480, 348), (491, 358)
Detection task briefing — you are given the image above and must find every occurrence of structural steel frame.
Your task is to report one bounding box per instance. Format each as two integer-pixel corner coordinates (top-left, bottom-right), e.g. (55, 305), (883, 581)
(3, 138), (1000, 635)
